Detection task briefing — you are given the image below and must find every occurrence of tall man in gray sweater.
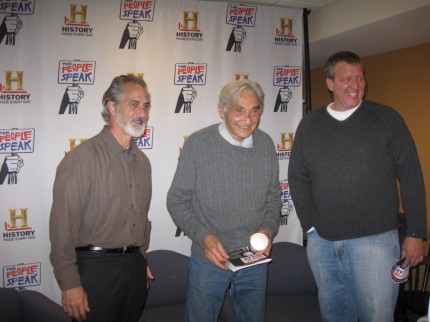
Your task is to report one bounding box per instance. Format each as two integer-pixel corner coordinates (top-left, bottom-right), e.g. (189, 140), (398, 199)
(167, 80), (281, 322)
(288, 51), (427, 322)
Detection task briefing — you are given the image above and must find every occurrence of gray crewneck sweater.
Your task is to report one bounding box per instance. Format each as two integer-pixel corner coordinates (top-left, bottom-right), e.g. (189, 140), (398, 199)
(167, 124), (281, 260)
(288, 100), (426, 241)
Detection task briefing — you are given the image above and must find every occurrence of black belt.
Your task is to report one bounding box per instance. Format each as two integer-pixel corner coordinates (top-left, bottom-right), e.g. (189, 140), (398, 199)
(76, 245), (140, 254)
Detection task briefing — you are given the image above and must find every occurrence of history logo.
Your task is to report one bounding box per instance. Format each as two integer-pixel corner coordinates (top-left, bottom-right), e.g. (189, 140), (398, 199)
(176, 10), (203, 41)
(276, 132), (293, 160)
(119, 0), (155, 49)
(0, 70), (31, 104)
(274, 17), (298, 46)
(0, 0), (35, 45)
(64, 137), (88, 155)
(62, 3), (93, 37)
(2, 208), (36, 242)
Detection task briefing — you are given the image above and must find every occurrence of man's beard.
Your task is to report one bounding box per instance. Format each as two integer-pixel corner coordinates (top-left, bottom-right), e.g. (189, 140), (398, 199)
(116, 112), (147, 138)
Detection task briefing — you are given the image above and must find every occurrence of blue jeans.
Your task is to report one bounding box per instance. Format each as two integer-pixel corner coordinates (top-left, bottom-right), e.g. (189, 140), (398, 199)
(185, 255), (267, 322)
(307, 230), (400, 322)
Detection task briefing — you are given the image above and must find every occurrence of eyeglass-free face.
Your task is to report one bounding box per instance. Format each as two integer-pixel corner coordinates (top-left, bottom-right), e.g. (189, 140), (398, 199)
(218, 90), (261, 142)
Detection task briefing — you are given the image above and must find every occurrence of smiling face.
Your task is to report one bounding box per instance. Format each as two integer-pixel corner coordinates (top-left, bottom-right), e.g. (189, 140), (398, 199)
(326, 61), (366, 111)
(217, 89), (261, 142)
(113, 82), (150, 138)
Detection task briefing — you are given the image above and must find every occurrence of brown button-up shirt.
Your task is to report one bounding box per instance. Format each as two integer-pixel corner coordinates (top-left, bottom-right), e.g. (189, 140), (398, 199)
(49, 126), (152, 291)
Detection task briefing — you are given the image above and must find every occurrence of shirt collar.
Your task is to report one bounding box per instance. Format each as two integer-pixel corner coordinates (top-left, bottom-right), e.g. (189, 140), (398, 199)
(326, 101), (361, 121)
(100, 125), (139, 156)
(218, 121), (253, 148)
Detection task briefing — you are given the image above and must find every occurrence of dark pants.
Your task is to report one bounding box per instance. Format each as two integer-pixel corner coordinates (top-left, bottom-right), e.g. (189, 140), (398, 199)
(74, 250), (148, 322)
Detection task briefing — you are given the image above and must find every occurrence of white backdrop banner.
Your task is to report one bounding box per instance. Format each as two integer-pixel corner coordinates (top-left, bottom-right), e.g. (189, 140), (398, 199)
(0, 0), (303, 301)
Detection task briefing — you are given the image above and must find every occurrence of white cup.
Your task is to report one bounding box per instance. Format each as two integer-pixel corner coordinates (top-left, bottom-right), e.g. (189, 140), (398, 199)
(250, 232), (269, 252)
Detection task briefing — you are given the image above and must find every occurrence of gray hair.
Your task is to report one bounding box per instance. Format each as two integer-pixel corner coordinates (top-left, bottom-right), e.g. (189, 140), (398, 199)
(324, 51), (364, 80)
(101, 75), (150, 123)
(218, 80), (265, 112)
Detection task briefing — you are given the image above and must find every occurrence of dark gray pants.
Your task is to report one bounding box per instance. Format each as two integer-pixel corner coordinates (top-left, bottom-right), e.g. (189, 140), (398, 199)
(74, 250), (147, 322)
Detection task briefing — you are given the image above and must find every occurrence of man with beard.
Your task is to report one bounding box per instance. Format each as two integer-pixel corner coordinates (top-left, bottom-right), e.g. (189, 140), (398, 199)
(50, 75), (154, 322)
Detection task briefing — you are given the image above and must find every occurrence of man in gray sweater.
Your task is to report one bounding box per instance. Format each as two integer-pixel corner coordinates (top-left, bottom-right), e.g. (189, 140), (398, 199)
(167, 80), (281, 322)
(288, 51), (427, 322)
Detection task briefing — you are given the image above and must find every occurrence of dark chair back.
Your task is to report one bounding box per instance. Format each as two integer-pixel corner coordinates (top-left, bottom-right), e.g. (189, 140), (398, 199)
(267, 241), (318, 296)
(144, 249), (189, 308)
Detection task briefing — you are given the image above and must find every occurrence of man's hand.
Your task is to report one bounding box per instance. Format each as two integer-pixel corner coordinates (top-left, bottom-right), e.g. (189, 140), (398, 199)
(255, 229), (273, 256)
(147, 265), (154, 289)
(203, 234), (229, 270)
(401, 237), (424, 268)
(61, 287), (90, 321)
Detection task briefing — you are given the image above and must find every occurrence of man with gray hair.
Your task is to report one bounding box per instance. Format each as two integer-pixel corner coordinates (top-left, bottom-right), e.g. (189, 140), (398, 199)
(50, 75), (153, 321)
(167, 79), (281, 322)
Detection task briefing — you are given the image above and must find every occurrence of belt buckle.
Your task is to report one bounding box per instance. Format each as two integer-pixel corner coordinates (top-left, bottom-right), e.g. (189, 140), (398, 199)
(122, 246), (127, 253)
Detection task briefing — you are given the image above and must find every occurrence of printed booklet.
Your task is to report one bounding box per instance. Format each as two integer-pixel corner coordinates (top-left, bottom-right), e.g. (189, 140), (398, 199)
(225, 247), (272, 272)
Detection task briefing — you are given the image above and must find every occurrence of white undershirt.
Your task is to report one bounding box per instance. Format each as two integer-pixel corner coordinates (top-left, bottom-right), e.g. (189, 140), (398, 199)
(218, 121), (253, 148)
(326, 101), (361, 121)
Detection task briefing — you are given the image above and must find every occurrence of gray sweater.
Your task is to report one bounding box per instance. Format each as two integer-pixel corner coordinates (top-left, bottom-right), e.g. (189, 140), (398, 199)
(167, 124), (281, 260)
(288, 101), (426, 241)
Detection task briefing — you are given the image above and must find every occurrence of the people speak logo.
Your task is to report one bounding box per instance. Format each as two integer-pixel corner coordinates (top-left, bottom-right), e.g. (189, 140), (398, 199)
(176, 10), (203, 41)
(134, 126), (153, 149)
(119, 0), (155, 49)
(0, 0), (35, 45)
(279, 179), (293, 226)
(273, 66), (301, 112)
(275, 17), (298, 46)
(174, 134), (190, 237)
(0, 128), (35, 185)
(3, 208), (36, 242)
(174, 63), (207, 113)
(225, 3), (256, 53)
(3, 262), (41, 289)
(62, 3), (93, 37)
(0, 70), (31, 105)
(58, 60), (96, 114)
(276, 132), (293, 161)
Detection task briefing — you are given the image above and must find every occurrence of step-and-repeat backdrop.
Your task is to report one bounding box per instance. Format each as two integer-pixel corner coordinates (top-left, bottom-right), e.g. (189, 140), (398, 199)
(0, 0), (303, 302)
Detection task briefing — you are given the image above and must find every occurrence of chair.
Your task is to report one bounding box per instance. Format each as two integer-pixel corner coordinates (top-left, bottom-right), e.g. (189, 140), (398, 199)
(0, 287), (71, 322)
(140, 249), (189, 322)
(140, 249), (231, 322)
(395, 248), (430, 321)
(219, 242), (322, 322)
